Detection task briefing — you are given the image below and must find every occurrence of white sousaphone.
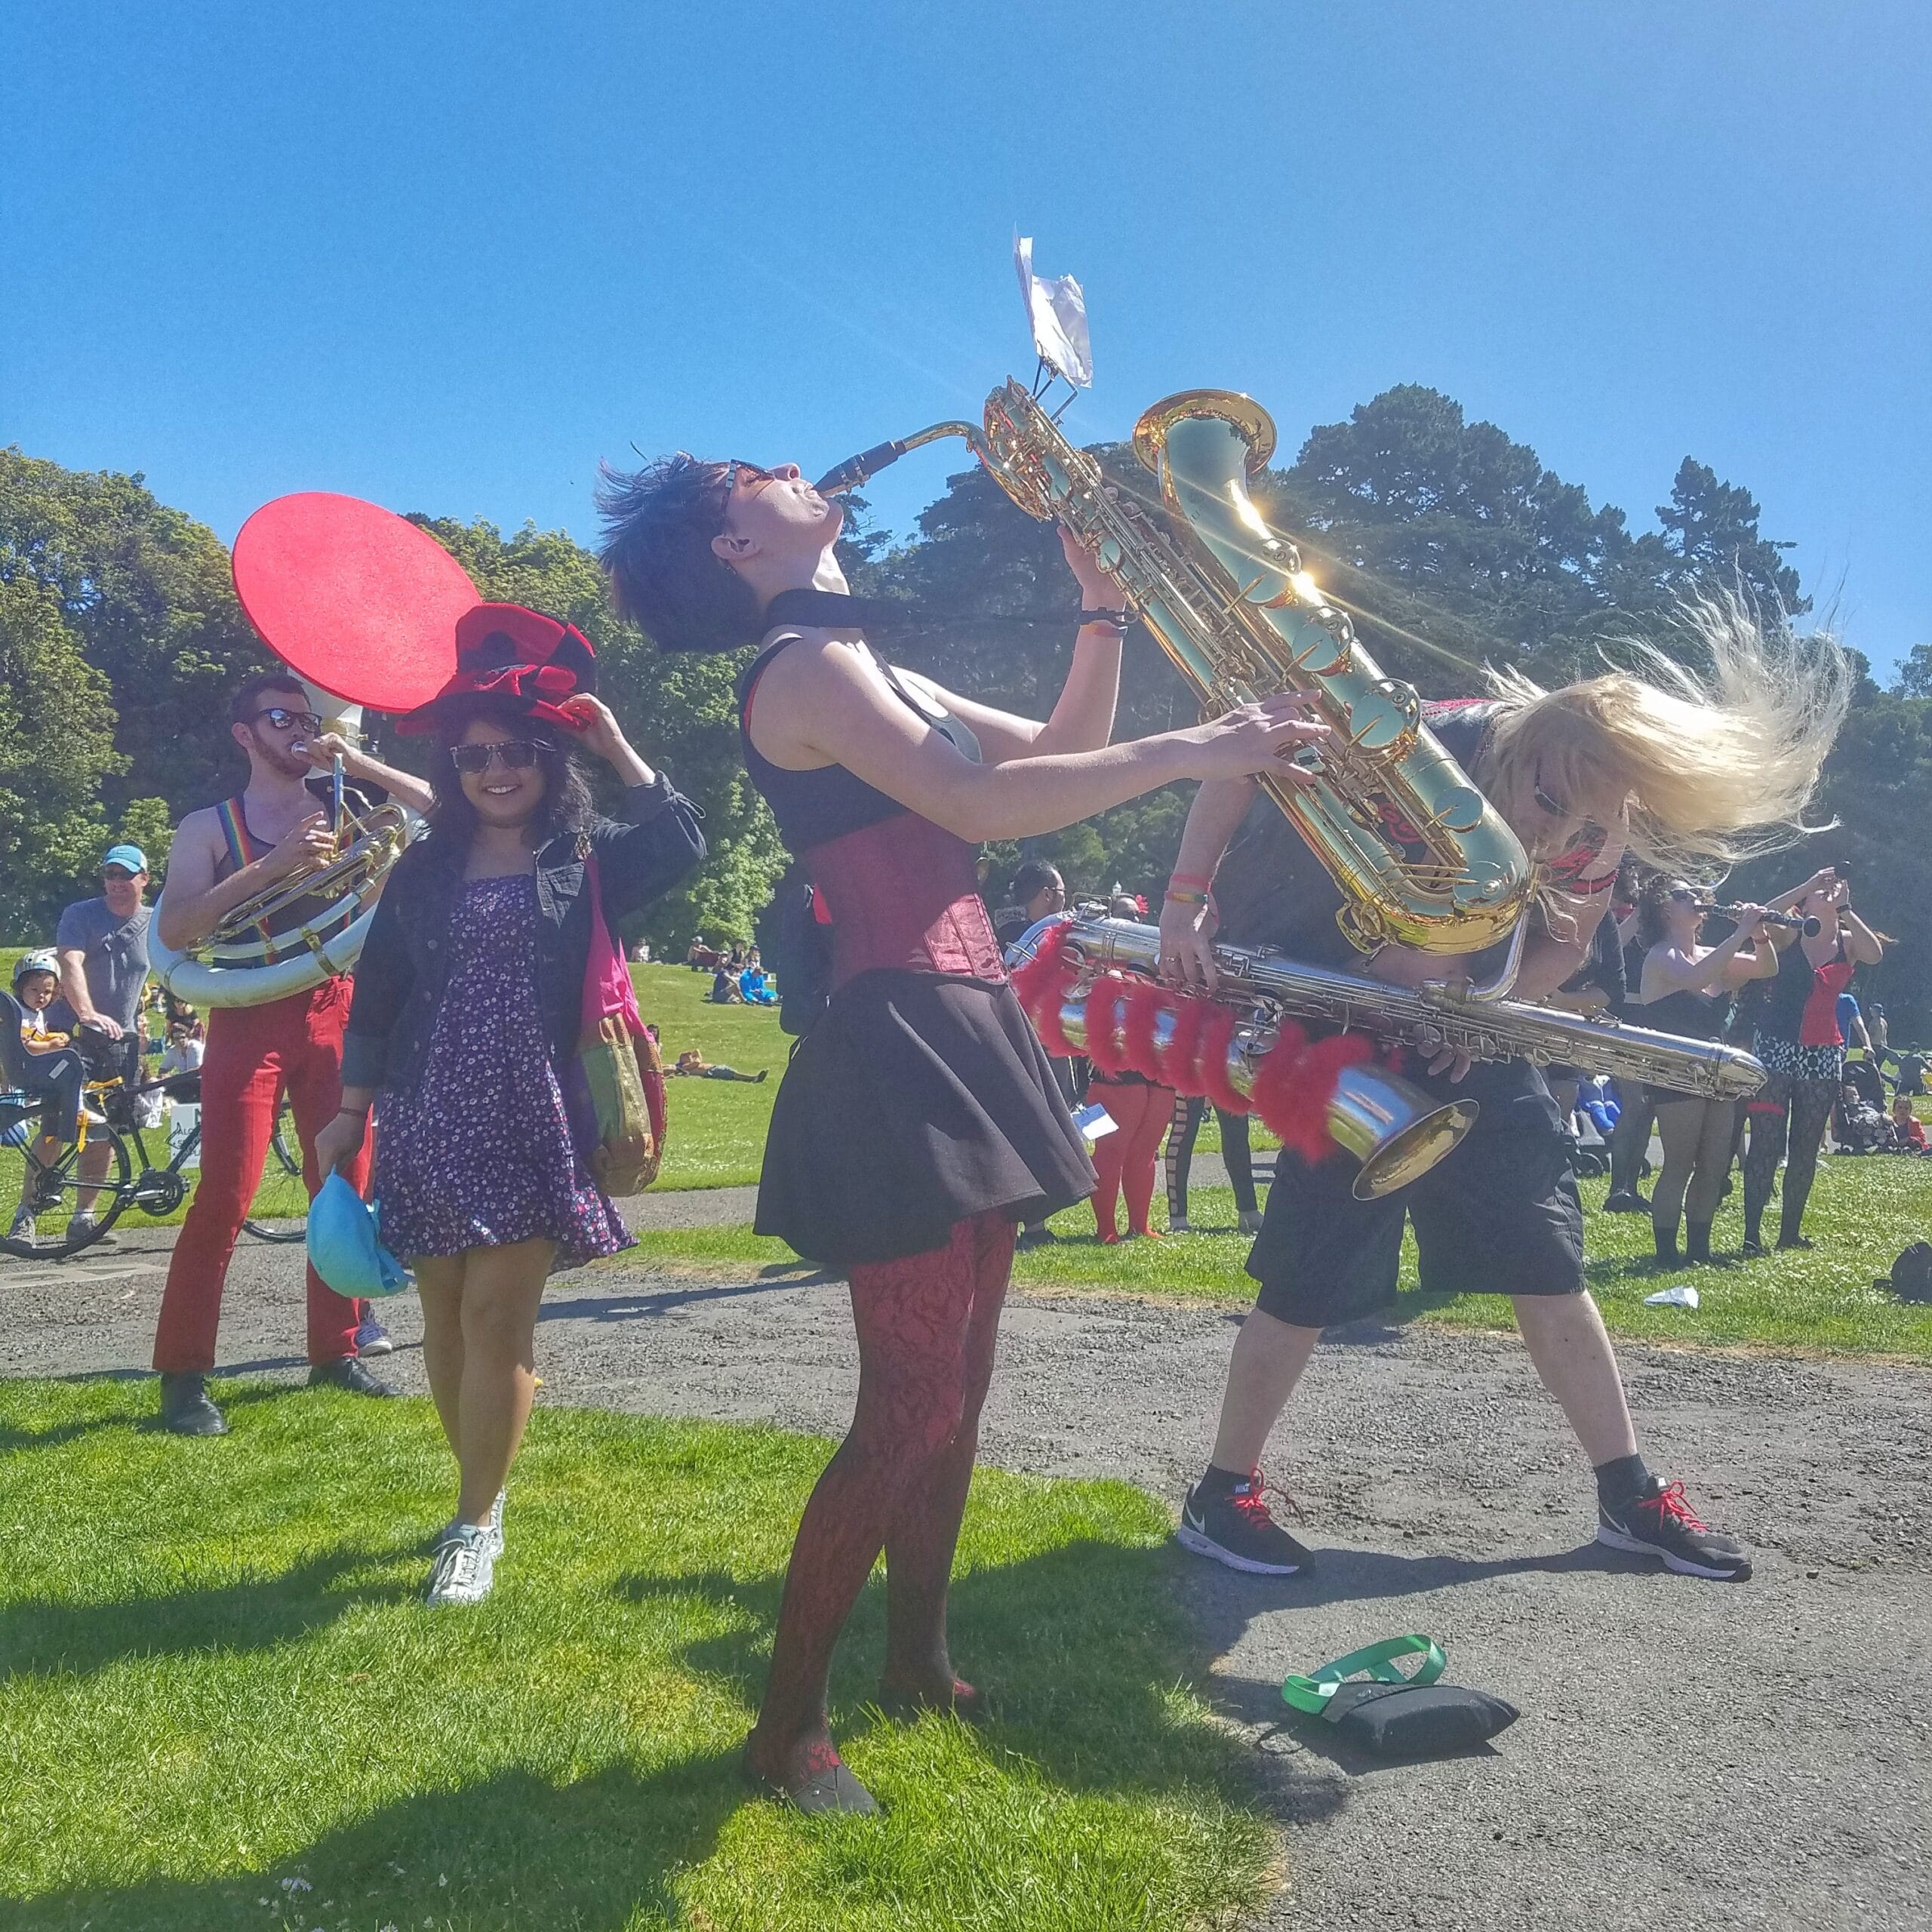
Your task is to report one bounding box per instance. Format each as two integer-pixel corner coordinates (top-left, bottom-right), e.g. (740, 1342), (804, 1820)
(149, 494), (478, 1008)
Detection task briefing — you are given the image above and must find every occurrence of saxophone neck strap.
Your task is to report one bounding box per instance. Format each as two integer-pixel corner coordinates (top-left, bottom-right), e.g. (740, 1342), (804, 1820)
(1281, 1634), (1447, 1717)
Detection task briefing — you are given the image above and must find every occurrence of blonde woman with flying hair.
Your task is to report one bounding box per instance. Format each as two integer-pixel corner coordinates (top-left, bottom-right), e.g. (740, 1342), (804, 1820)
(1158, 597), (1848, 1586)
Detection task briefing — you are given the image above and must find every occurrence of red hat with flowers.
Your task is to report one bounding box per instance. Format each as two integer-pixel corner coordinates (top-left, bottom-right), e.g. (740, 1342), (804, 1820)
(398, 603), (598, 734)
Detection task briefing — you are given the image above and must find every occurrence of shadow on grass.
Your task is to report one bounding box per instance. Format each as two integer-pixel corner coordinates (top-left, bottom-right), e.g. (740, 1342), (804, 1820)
(0, 1537), (420, 1678)
(0, 1753), (746, 1932)
(2, 1531), (1344, 1932)
(0, 1376), (298, 1454)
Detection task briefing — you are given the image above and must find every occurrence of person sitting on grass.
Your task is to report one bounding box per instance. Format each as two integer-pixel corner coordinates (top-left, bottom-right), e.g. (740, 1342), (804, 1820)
(1891, 1095), (1928, 1155)
(672, 1048), (769, 1083)
(738, 959), (777, 1004)
(8, 950), (91, 1242)
(709, 964), (745, 1004)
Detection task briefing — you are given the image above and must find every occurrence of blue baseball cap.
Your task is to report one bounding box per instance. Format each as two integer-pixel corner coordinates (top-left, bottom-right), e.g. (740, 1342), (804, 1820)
(101, 844), (148, 874)
(307, 1173), (411, 1299)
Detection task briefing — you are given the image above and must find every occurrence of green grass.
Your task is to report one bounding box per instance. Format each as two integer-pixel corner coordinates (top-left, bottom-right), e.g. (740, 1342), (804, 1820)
(628, 964), (788, 1190)
(0, 1380), (1273, 1932)
(626, 1149), (1932, 1361)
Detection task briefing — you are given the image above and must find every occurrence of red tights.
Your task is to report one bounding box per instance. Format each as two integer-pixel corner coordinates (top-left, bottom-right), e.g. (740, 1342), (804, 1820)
(747, 1211), (1014, 1785)
(1090, 1081), (1174, 1241)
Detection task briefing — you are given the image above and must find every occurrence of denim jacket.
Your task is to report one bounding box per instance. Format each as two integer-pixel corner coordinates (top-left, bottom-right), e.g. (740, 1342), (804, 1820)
(340, 775), (704, 1095)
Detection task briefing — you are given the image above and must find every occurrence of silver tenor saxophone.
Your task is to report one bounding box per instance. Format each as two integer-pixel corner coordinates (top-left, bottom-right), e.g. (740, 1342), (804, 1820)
(1014, 915), (1767, 1104)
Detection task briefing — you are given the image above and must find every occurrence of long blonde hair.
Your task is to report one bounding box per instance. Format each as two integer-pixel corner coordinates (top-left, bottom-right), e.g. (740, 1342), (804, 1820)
(1476, 592), (1850, 875)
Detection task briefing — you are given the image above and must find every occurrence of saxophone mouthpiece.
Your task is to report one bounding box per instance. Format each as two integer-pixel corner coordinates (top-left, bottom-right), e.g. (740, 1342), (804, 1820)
(816, 438), (909, 497)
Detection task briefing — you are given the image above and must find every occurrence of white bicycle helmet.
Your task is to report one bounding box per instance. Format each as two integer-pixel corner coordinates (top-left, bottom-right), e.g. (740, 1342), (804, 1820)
(11, 948), (58, 986)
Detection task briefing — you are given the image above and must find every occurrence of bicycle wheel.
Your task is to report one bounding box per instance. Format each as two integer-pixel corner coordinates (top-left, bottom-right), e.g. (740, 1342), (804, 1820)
(0, 1121), (133, 1260)
(242, 1100), (310, 1243)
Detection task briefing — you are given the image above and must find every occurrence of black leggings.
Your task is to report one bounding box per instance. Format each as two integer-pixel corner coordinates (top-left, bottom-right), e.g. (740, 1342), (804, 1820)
(1742, 1074), (1836, 1246)
(1164, 1094), (1258, 1222)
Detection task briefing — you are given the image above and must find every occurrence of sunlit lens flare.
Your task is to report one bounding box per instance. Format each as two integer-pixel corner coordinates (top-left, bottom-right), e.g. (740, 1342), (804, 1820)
(1226, 480), (1275, 542)
(1290, 570), (1324, 606)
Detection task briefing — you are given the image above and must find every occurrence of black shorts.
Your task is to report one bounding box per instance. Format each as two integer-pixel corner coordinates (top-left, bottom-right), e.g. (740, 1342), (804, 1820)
(1246, 1057), (1585, 1327)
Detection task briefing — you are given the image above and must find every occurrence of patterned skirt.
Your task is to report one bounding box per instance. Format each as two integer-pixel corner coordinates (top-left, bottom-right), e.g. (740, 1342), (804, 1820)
(1752, 1033), (1845, 1083)
(374, 874), (632, 1268)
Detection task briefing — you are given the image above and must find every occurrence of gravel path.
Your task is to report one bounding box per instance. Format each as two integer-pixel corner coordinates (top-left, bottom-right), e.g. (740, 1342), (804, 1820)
(5, 1222), (1927, 1930)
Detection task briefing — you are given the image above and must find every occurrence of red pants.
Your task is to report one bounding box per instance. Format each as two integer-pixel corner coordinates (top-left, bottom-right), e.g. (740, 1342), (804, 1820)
(152, 978), (370, 1374)
(1091, 1080), (1175, 1238)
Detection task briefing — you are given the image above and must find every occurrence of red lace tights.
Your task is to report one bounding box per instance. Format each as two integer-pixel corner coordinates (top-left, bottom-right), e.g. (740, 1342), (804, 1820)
(749, 1211), (1015, 1775)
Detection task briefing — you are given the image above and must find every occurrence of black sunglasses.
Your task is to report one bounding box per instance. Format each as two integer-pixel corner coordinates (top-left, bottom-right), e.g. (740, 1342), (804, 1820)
(716, 460), (776, 519)
(250, 706), (324, 735)
(451, 739), (542, 776)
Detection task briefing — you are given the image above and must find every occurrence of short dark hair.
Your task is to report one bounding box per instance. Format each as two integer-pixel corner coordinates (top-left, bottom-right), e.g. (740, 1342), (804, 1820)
(595, 454), (764, 654)
(1011, 860), (1063, 905)
(424, 696), (595, 857)
(231, 669), (309, 727)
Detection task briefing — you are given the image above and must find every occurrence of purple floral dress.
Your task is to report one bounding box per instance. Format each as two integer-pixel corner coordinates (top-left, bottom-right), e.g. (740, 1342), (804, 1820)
(374, 873), (632, 1267)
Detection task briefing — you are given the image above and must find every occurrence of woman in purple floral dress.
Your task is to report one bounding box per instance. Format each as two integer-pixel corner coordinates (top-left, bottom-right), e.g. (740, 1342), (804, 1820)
(316, 604), (703, 1606)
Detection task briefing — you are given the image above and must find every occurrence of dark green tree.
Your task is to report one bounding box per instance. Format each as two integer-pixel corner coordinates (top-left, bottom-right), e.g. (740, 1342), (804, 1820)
(0, 449), (272, 824)
(0, 574), (123, 936)
(1893, 643), (1932, 700)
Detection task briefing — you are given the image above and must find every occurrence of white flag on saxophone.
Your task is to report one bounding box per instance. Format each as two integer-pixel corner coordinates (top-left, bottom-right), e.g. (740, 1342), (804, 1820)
(1013, 234), (1093, 389)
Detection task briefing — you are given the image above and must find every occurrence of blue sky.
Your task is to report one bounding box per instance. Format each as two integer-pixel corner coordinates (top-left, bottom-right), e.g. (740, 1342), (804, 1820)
(5, 2), (1926, 678)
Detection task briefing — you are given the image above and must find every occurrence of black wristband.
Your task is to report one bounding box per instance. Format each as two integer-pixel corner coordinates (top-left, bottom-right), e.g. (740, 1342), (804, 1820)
(1078, 606), (1131, 632)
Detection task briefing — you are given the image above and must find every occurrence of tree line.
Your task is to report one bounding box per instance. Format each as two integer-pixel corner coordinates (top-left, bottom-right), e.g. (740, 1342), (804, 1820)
(3, 384), (1927, 1034)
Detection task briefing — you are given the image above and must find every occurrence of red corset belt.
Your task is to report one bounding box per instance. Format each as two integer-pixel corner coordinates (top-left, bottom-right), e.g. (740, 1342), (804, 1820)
(805, 813), (1007, 989)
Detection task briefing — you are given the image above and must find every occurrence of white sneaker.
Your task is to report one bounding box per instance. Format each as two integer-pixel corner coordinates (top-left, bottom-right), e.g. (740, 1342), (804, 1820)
(425, 1524), (497, 1606)
(8, 1210), (36, 1244)
(432, 1491), (506, 1558)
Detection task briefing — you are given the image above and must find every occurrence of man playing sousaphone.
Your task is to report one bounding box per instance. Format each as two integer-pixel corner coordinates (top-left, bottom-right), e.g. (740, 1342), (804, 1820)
(150, 668), (434, 1435)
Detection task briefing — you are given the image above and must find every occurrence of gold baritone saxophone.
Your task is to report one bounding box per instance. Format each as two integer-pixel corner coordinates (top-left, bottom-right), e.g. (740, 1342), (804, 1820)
(1012, 914), (1767, 1105)
(818, 380), (1535, 968)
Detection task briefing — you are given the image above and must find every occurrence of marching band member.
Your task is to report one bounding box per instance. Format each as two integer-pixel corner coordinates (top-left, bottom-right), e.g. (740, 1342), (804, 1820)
(1158, 607), (1847, 1585)
(150, 670), (435, 1436)
(315, 608), (703, 1606)
(1740, 867), (1884, 1254)
(598, 451), (1325, 1814)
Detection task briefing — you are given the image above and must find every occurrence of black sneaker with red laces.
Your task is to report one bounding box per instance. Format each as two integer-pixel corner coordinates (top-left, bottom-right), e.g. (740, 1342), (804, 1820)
(1177, 1468), (1312, 1576)
(1597, 1475), (1753, 1580)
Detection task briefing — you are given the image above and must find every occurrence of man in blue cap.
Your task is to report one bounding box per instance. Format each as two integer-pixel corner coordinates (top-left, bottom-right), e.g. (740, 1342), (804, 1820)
(51, 842), (153, 1243)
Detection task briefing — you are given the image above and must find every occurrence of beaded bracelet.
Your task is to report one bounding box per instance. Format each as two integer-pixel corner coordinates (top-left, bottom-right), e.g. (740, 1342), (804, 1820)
(1164, 888), (1211, 907)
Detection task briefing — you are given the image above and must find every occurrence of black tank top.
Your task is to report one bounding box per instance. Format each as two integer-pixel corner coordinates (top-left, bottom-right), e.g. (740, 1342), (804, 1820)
(737, 599), (981, 853)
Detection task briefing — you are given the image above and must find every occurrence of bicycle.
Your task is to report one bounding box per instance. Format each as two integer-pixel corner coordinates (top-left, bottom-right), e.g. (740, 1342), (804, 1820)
(0, 1066), (310, 1261)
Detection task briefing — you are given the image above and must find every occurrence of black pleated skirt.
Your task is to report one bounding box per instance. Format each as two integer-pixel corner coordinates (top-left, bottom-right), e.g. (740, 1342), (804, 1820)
(755, 970), (1096, 1266)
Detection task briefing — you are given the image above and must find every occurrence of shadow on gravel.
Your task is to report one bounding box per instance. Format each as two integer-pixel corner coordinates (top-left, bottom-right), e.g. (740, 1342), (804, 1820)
(540, 1271), (841, 1327)
(1179, 1539), (1635, 1743)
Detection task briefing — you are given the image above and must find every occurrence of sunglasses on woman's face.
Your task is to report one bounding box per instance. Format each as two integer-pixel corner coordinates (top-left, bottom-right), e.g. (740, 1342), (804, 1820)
(451, 740), (540, 776)
(1667, 887), (1703, 904)
(716, 460), (776, 521)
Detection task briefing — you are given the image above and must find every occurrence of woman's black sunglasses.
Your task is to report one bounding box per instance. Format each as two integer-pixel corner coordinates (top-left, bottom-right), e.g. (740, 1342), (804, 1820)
(451, 740), (540, 776)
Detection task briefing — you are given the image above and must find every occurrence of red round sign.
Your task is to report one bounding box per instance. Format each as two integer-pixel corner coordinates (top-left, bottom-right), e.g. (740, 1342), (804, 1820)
(232, 493), (479, 713)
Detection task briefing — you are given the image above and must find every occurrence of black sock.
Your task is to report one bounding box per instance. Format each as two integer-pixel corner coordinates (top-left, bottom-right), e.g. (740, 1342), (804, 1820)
(1594, 1453), (1653, 1509)
(1197, 1463), (1250, 1497)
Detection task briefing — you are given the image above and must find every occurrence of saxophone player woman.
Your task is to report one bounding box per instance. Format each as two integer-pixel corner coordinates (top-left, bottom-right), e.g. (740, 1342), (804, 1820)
(597, 452), (1325, 1815)
(1159, 606), (1847, 1584)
